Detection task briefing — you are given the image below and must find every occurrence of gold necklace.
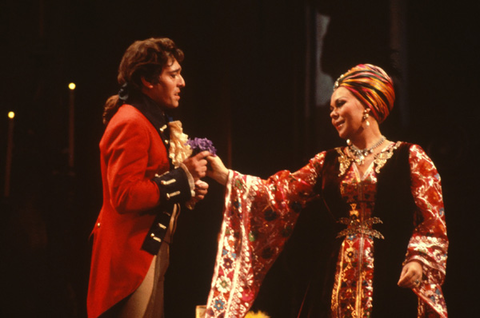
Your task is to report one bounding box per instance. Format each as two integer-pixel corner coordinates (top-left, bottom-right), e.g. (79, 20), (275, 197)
(347, 136), (386, 165)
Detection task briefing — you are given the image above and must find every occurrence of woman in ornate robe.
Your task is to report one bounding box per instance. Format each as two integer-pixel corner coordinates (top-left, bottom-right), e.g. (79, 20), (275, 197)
(205, 64), (448, 317)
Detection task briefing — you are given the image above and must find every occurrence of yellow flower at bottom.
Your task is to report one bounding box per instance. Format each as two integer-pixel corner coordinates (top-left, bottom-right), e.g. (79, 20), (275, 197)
(245, 310), (270, 318)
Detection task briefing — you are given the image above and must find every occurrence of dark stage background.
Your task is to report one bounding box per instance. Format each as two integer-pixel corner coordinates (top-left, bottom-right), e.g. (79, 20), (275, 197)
(0, 0), (478, 317)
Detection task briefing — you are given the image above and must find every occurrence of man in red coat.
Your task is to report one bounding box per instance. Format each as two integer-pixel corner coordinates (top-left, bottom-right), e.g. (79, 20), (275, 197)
(87, 38), (211, 318)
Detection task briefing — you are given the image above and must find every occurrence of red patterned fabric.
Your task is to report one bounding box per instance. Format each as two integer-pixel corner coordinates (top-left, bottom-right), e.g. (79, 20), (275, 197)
(205, 142), (448, 318)
(407, 145), (448, 317)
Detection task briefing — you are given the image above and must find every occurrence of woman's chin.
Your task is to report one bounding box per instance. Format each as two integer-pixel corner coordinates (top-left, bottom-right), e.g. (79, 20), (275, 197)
(337, 131), (348, 140)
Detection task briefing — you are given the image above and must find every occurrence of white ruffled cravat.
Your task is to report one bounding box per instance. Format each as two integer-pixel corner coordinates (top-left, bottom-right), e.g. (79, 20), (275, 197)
(167, 120), (192, 167)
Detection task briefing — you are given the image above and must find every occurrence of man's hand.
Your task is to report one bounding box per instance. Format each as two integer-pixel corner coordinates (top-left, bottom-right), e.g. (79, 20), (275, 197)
(193, 180), (209, 201)
(183, 151), (210, 180)
(185, 180), (209, 210)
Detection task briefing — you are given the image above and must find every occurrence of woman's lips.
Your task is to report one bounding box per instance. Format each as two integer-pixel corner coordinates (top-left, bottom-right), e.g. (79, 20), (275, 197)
(334, 120), (344, 129)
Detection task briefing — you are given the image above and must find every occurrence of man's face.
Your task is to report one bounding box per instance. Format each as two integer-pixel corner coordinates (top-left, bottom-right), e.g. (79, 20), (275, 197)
(144, 58), (185, 109)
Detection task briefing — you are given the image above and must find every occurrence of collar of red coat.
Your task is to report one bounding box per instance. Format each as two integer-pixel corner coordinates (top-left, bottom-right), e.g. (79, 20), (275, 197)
(129, 93), (173, 133)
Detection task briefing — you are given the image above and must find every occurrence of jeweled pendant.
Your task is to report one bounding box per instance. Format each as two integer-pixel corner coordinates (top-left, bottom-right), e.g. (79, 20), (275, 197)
(356, 155), (365, 165)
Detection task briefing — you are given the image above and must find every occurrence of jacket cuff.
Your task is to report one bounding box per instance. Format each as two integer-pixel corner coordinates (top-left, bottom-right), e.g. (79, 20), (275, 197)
(179, 162), (196, 195)
(154, 167), (195, 205)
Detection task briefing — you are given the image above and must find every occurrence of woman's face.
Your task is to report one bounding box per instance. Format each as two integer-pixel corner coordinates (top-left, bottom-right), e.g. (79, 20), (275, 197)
(329, 87), (367, 140)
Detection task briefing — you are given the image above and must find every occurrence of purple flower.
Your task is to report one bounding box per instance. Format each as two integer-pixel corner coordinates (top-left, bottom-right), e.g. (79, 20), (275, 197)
(186, 138), (217, 156)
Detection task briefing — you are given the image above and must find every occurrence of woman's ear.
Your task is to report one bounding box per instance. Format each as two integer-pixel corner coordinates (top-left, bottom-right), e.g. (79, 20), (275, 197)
(140, 76), (154, 89)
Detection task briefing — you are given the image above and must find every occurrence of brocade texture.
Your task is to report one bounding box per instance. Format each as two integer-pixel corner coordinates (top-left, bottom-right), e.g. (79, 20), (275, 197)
(205, 142), (448, 318)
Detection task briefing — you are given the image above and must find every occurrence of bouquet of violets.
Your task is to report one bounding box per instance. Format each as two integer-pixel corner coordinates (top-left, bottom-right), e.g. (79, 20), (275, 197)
(186, 138), (217, 156)
(168, 120), (216, 166)
(184, 138), (216, 211)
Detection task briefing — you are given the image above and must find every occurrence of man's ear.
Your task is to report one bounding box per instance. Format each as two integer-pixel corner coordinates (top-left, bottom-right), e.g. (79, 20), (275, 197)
(140, 76), (154, 89)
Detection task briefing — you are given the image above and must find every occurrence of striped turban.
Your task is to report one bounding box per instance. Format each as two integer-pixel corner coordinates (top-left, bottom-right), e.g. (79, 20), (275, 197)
(334, 64), (395, 123)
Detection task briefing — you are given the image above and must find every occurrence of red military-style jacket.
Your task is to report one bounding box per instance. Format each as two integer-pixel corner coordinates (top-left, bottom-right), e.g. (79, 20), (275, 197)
(87, 98), (192, 318)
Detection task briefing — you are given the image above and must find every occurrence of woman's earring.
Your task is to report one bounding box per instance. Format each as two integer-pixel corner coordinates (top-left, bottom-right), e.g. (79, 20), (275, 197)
(363, 110), (370, 127)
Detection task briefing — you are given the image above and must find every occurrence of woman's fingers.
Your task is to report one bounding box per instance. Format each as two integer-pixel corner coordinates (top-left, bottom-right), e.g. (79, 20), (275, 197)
(397, 261), (423, 289)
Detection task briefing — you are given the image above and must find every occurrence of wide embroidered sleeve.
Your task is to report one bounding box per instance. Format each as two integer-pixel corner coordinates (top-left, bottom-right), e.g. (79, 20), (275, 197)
(406, 144), (448, 317)
(205, 152), (326, 318)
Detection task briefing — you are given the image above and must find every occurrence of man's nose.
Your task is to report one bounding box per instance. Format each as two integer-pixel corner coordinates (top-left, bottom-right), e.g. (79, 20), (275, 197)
(178, 75), (186, 87)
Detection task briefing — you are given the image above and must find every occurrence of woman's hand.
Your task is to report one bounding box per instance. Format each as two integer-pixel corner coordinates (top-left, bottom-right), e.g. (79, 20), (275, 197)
(207, 155), (228, 185)
(183, 151), (211, 180)
(397, 260), (423, 289)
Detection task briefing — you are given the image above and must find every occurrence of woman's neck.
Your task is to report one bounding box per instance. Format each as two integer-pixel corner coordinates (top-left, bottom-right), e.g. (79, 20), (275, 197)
(346, 130), (388, 168)
(348, 129), (384, 150)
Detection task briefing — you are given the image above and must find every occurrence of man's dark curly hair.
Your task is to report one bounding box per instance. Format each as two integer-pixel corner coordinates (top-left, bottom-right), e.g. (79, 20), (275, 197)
(103, 38), (184, 125)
